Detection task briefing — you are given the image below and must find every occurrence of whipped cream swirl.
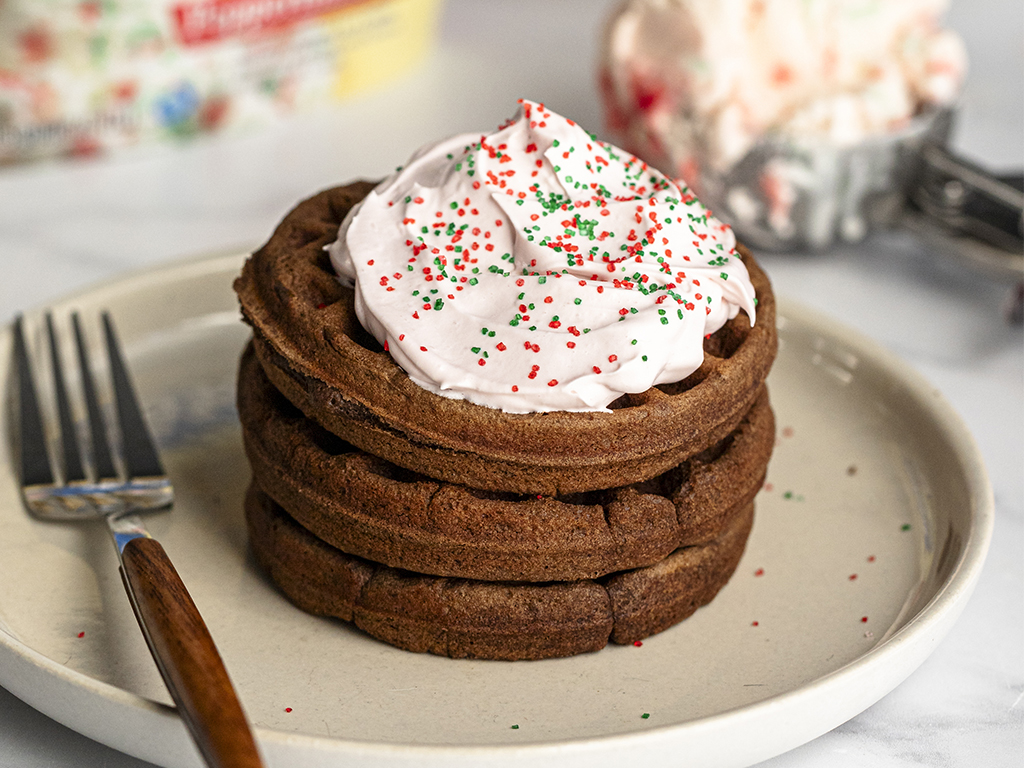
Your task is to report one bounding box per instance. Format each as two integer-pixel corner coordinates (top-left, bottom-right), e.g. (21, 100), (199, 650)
(328, 99), (756, 413)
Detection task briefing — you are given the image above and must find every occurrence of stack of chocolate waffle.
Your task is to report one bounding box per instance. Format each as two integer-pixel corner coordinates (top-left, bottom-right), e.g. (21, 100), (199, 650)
(234, 184), (778, 660)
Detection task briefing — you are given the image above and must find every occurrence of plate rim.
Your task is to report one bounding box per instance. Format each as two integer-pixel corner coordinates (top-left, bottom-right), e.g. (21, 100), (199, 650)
(0, 253), (995, 768)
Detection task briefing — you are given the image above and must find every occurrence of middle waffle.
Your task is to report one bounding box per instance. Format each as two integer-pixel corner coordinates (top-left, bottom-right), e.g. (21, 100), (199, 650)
(238, 342), (775, 582)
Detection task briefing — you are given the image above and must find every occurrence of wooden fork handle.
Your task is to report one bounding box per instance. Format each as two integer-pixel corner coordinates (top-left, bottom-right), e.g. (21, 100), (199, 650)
(120, 537), (264, 768)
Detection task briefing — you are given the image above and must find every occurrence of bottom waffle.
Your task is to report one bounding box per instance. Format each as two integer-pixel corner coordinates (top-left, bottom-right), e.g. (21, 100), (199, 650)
(245, 484), (755, 661)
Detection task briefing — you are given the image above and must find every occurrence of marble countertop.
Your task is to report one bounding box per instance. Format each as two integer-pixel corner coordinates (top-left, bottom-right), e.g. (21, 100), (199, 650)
(0, 1), (1020, 766)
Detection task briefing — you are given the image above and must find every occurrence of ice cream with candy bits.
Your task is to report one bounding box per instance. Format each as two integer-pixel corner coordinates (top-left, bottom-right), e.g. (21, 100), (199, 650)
(329, 99), (757, 413)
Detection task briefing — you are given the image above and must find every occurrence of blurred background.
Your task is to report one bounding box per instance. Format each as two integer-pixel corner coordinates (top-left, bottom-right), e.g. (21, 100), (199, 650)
(0, 1), (1021, 766)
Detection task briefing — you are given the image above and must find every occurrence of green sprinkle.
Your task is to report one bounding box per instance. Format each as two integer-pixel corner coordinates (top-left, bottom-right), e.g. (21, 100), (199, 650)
(641, 713), (650, 720)
(511, 724), (520, 730)
(574, 298), (582, 305)
(901, 524), (912, 531)
(471, 347), (481, 354)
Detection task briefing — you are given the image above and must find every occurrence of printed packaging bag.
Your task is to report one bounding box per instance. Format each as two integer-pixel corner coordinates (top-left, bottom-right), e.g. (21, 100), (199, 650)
(0, 0), (441, 163)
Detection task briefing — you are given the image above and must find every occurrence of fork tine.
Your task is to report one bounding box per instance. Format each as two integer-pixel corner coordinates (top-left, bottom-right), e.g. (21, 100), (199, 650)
(101, 312), (165, 479)
(13, 315), (54, 487)
(45, 313), (86, 483)
(72, 312), (118, 481)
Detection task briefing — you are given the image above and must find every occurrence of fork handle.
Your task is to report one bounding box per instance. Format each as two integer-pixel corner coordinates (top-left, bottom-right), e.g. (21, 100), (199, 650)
(120, 537), (265, 768)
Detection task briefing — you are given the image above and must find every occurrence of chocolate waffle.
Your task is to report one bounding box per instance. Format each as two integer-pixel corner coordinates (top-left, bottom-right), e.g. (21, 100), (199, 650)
(245, 483), (755, 660)
(238, 341), (774, 582)
(234, 183), (777, 496)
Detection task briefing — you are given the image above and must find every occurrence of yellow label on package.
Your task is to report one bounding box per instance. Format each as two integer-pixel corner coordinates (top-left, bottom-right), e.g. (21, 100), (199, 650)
(0, 0), (441, 163)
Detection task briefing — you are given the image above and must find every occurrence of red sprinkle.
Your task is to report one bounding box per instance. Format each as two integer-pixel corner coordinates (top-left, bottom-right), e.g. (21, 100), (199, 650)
(754, 568), (764, 577)
(77, 631), (85, 638)
(633, 640), (643, 647)
(849, 574), (858, 581)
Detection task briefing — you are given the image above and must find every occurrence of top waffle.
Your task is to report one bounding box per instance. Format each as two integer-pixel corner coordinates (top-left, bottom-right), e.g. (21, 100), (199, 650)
(235, 183), (777, 495)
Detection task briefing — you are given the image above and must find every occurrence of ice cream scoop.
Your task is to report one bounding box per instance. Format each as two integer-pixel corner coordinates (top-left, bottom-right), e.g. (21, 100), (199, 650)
(598, 0), (1004, 254)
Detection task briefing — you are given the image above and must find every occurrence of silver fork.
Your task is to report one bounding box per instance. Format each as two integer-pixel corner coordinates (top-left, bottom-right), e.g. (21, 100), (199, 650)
(13, 311), (264, 768)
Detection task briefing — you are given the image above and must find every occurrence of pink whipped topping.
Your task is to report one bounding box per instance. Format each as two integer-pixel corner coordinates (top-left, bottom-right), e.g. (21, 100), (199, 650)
(601, 0), (967, 175)
(328, 99), (756, 413)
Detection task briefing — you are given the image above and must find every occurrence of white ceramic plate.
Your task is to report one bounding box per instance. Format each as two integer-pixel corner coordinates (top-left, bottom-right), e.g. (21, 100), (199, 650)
(0, 254), (993, 768)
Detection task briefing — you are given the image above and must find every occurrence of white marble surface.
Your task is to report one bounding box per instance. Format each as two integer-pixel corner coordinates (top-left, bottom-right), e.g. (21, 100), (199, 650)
(0, 1), (1021, 766)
